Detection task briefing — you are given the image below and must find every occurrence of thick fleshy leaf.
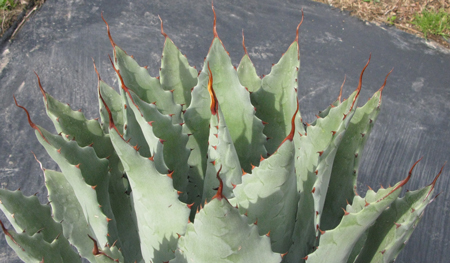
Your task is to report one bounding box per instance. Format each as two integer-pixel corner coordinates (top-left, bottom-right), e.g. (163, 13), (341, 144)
(113, 46), (183, 124)
(251, 40), (300, 154)
(353, 170), (441, 263)
(185, 37), (267, 174)
(305, 176), (408, 263)
(33, 126), (112, 248)
(182, 69), (210, 214)
(1, 225), (80, 263)
(321, 90), (383, 231)
(109, 127), (190, 263)
(286, 82), (363, 262)
(232, 134), (299, 254)
(126, 90), (190, 199)
(159, 24), (198, 109)
(121, 90), (169, 174)
(98, 80), (124, 134)
(183, 36), (267, 213)
(0, 189), (60, 242)
(0, 189), (80, 263)
(170, 197), (281, 263)
(97, 81), (144, 262)
(237, 51), (261, 93)
(45, 169), (121, 262)
(43, 88), (111, 157)
(202, 103), (242, 203)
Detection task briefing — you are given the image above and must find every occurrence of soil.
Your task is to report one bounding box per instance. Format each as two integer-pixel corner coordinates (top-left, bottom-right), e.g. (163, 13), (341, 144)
(314, 0), (450, 49)
(0, 0), (45, 40)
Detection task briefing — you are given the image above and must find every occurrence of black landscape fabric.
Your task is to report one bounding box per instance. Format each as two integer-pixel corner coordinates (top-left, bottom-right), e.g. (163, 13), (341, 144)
(0, 0), (449, 262)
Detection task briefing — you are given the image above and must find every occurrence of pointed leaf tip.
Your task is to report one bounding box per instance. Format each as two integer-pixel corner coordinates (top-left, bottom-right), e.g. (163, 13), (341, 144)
(92, 58), (101, 81)
(343, 54), (371, 120)
(378, 157), (423, 202)
(211, 165), (225, 201)
(378, 68), (394, 105)
(14, 96), (50, 144)
(242, 29), (249, 56)
(158, 15), (168, 38)
(426, 162), (446, 199)
(294, 8), (304, 44)
(34, 71), (46, 99)
(338, 75), (346, 102)
(211, 1), (219, 39)
(101, 12), (116, 53)
(32, 151), (45, 172)
(431, 162), (446, 189)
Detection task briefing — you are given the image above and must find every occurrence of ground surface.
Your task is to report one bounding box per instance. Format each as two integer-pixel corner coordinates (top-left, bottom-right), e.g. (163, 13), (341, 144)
(314, 0), (450, 48)
(0, 0), (449, 262)
(2, 0), (449, 49)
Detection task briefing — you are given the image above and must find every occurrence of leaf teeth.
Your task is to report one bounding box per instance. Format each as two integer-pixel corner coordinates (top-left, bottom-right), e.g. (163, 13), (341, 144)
(318, 228), (325, 235)
(341, 207), (350, 216)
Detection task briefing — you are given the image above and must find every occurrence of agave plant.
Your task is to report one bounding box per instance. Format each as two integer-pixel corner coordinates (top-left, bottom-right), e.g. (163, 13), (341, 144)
(0, 4), (444, 263)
